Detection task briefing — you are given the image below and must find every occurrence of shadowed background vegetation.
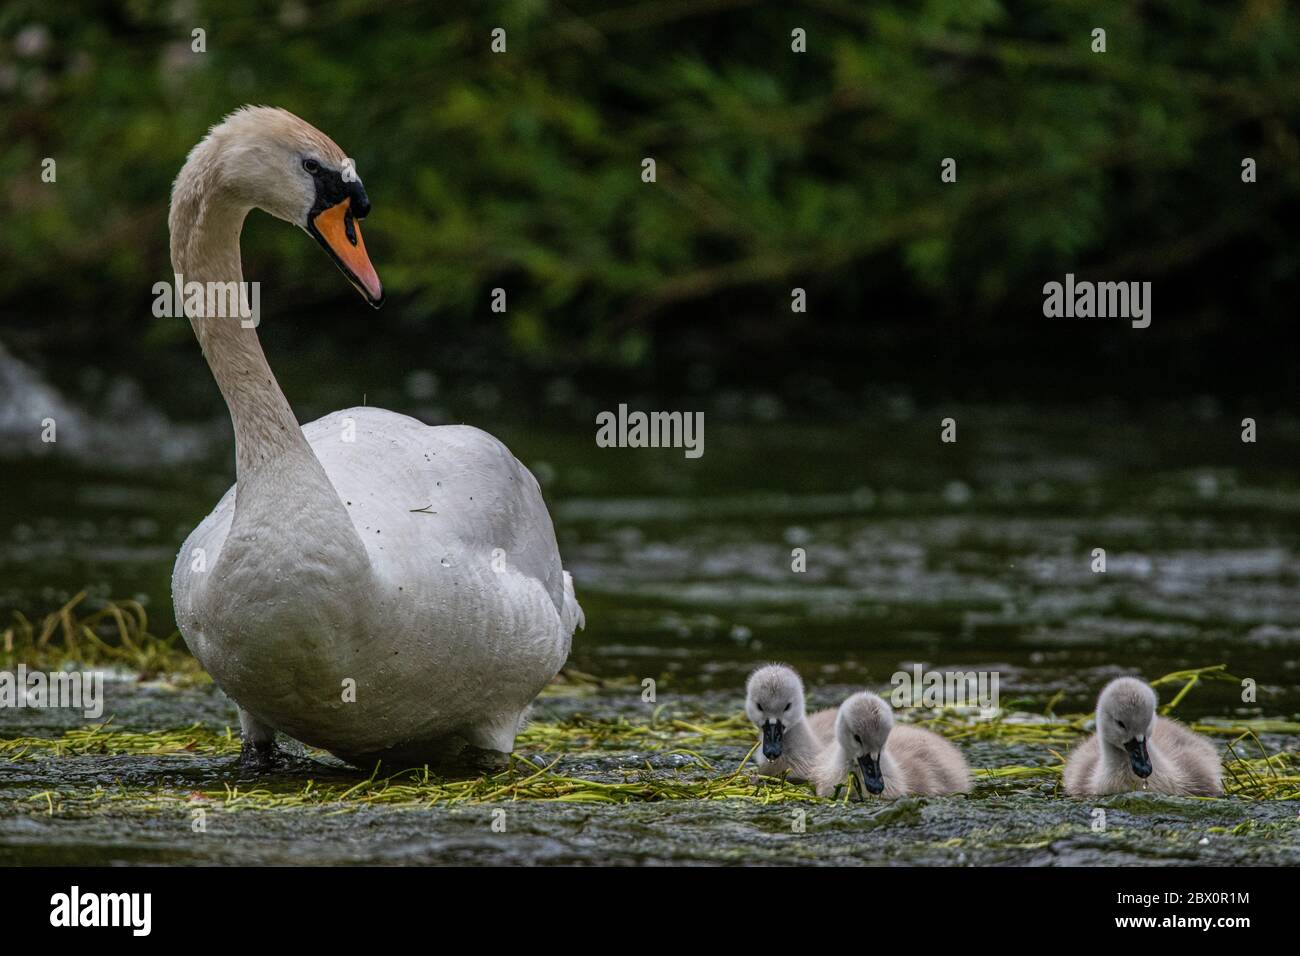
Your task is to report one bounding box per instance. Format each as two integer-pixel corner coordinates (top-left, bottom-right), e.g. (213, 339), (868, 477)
(2, 0), (1298, 419)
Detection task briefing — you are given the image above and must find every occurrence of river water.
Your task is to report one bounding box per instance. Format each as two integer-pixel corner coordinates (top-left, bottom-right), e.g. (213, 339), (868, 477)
(2, 404), (1298, 864)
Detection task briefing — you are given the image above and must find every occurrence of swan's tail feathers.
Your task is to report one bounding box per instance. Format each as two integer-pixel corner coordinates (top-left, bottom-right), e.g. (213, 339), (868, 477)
(562, 570), (586, 633)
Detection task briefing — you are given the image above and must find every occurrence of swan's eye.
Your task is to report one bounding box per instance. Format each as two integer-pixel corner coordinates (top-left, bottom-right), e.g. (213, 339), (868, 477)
(1117, 720), (1126, 730)
(303, 158), (321, 174)
(783, 702), (791, 712)
(853, 733), (862, 744)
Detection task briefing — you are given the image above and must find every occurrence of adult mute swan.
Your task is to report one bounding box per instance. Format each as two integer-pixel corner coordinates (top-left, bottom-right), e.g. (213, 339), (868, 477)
(170, 106), (583, 769)
(1063, 677), (1222, 796)
(744, 664), (836, 782)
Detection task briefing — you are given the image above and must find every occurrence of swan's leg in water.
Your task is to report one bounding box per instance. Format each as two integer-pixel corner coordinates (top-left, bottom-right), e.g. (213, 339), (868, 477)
(460, 710), (527, 764)
(237, 708), (280, 769)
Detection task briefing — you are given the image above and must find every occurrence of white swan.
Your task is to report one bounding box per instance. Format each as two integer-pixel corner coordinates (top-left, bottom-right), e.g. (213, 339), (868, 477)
(169, 107), (583, 768)
(744, 664), (836, 782)
(812, 692), (971, 799)
(1063, 677), (1222, 796)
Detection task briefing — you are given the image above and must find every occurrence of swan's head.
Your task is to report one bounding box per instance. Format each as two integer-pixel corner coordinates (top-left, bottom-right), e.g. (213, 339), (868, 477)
(187, 105), (383, 307)
(1096, 677), (1156, 778)
(745, 664), (807, 760)
(835, 692), (893, 795)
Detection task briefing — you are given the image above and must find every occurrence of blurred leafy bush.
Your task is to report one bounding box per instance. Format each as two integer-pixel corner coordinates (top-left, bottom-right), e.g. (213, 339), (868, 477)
(1, 0), (1297, 373)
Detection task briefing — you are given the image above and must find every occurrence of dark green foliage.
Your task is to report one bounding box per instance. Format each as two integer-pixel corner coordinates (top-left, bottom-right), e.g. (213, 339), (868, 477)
(2, 1), (1297, 378)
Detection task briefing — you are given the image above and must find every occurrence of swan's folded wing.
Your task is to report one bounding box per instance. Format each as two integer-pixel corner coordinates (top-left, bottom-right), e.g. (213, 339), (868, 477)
(303, 408), (579, 629)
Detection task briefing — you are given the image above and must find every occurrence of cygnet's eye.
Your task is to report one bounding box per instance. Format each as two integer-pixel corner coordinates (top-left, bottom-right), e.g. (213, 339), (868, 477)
(853, 733), (862, 744)
(303, 158), (321, 174)
(1117, 720), (1126, 730)
(783, 702), (791, 712)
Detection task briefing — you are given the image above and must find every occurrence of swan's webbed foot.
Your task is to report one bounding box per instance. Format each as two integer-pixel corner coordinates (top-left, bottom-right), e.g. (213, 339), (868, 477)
(458, 743), (511, 774)
(238, 735), (280, 771)
(235, 708), (280, 772)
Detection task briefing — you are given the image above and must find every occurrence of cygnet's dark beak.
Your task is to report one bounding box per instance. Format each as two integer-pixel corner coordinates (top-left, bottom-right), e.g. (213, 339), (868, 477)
(1125, 738), (1152, 778)
(857, 754), (885, 795)
(761, 720), (784, 760)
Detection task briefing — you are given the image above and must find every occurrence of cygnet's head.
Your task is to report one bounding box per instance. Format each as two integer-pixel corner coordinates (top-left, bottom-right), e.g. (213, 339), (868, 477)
(835, 692), (894, 795)
(745, 664), (807, 760)
(1096, 677), (1157, 778)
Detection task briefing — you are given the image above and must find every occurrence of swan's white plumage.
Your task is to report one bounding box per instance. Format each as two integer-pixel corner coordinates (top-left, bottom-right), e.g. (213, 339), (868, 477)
(175, 410), (581, 764)
(169, 107), (581, 765)
(174, 405), (581, 762)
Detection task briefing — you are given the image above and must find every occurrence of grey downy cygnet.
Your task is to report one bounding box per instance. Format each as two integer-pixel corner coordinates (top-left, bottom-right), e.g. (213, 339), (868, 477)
(745, 664), (837, 782)
(1063, 677), (1222, 796)
(812, 691), (971, 799)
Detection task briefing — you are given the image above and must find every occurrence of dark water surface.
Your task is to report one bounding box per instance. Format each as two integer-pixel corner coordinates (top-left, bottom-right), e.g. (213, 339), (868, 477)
(3, 407), (1299, 864)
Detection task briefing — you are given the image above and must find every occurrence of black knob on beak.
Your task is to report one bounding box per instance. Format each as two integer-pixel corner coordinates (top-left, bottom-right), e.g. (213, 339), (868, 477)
(347, 178), (371, 219)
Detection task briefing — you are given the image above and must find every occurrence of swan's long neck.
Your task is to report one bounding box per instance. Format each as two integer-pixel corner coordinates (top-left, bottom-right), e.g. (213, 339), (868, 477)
(170, 142), (372, 595)
(170, 167), (308, 477)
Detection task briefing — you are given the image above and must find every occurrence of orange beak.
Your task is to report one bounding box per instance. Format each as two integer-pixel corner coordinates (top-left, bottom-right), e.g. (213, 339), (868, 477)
(309, 199), (383, 307)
